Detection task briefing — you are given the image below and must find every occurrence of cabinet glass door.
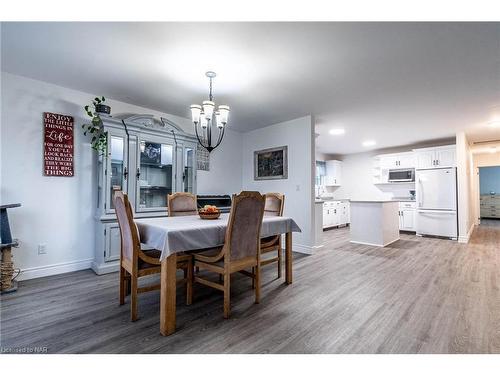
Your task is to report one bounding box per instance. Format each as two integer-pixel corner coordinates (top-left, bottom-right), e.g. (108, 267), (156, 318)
(137, 139), (174, 211)
(108, 135), (126, 211)
(183, 147), (195, 193)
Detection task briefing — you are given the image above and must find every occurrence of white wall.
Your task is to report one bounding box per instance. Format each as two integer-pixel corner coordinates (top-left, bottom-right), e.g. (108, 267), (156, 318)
(0, 72), (242, 279)
(241, 116), (316, 253)
(197, 129), (242, 195)
(329, 152), (416, 201)
(456, 132), (475, 243)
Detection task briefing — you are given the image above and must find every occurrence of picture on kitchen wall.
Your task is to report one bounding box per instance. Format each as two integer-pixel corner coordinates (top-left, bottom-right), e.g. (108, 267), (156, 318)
(254, 146), (288, 180)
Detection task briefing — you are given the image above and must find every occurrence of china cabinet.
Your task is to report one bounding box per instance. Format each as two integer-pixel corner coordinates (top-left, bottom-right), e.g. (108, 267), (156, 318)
(92, 114), (198, 275)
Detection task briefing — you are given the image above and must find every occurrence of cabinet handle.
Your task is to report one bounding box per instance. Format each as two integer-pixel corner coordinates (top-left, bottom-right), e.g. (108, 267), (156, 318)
(436, 160), (439, 166)
(136, 168), (141, 179)
(123, 167), (128, 180)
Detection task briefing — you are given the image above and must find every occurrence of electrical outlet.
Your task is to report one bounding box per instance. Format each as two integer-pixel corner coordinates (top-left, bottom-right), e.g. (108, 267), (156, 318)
(38, 244), (47, 255)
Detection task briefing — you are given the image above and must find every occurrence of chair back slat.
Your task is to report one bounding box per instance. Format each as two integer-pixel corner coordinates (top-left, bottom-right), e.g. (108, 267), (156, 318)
(114, 191), (139, 263)
(168, 192), (198, 217)
(264, 193), (285, 217)
(225, 191), (265, 261)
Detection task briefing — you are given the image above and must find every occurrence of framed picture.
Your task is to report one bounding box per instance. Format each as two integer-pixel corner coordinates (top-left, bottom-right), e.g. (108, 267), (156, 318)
(254, 146), (288, 180)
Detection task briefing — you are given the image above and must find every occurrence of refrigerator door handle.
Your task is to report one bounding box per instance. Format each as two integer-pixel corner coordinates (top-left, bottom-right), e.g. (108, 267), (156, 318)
(417, 178), (423, 208)
(418, 210), (457, 215)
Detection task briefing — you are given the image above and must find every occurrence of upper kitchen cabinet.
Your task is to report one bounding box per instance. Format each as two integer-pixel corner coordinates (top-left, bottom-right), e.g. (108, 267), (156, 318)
(325, 160), (342, 186)
(414, 145), (456, 169)
(379, 152), (415, 169)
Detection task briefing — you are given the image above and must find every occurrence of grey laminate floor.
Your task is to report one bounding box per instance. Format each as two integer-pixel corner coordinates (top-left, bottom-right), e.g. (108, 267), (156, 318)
(1, 221), (500, 354)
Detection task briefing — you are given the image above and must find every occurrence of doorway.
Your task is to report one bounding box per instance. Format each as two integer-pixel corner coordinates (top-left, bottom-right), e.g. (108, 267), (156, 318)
(478, 166), (500, 226)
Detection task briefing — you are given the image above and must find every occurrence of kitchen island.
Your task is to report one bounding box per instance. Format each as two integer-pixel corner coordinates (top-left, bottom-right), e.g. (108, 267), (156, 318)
(349, 200), (399, 247)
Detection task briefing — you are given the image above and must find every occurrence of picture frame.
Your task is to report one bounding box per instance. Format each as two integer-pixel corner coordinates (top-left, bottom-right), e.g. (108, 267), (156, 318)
(254, 145), (288, 180)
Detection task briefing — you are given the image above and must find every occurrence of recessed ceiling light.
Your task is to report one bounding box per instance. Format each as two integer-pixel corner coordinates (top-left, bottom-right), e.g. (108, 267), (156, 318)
(362, 140), (376, 147)
(329, 128), (345, 135)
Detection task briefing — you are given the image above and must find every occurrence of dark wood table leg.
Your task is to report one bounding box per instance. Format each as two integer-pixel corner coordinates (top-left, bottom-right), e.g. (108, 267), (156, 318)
(285, 232), (292, 284)
(160, 253), (177, 336)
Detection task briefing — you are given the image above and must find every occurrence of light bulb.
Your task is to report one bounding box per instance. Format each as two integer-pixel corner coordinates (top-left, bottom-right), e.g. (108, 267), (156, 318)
(218, 105), (230, 125)
(215, 111), (223, 128)
(190, 104), (201, 124)
(202, 101), (215, 120)
(200, 114), (208, 129)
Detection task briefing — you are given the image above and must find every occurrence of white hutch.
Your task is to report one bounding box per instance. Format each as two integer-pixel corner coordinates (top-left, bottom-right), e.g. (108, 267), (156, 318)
(92, 114), (198, 274)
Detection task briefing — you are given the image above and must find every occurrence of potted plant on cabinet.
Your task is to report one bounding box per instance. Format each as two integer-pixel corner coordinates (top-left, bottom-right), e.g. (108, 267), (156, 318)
(82, 96), (110, 154)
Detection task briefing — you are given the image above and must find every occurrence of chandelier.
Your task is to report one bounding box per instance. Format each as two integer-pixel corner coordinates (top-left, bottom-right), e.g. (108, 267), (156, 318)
(190, 71), (230, 153)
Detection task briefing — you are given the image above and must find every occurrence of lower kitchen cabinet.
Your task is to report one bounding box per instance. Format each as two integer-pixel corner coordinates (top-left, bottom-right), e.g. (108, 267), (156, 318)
(398, 201), (416, 232)
(323, 200), (350, 229)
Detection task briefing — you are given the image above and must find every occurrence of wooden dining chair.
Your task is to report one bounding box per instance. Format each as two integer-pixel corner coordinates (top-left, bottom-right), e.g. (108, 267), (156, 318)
(114, 191), (193, 321)
(167, 192), (198, 216)
(259, 193), (285, 278)
(192, 191), (266, 319)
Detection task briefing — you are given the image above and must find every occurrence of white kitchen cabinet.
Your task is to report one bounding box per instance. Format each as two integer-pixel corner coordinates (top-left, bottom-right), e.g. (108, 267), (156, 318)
(398, 201), (416, 231)
(398, 153), (416, 169)
(414, 145), (456, 169)
(435, 148), (456, 168)
(325, 160), (342, 186)
(323, 201), (349, 229)
(379, 152), (415, 169)
(380, 155), (398, 169)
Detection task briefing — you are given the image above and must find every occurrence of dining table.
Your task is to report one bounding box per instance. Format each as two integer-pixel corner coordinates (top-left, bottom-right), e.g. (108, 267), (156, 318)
(135, 213), (301, 336)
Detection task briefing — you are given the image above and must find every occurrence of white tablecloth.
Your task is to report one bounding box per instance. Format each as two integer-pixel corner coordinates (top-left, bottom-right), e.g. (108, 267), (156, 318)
(135, 213), (301, 260)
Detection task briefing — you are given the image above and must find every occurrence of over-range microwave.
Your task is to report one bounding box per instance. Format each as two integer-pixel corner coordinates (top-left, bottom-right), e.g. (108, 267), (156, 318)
(388, 168), (415, 182)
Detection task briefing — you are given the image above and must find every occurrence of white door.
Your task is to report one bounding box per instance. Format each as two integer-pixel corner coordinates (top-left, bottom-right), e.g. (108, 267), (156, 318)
(416, 151), (435, 169)
(401, 209), (415, 231)
(398, 153), (416, 169)
(416, 210), (458, 238)
(435, 148), (456, 168)
(380, 155), (397, 169)
(416, 168), (457, 210)
(326, 161), (342, 186)
(323, 206), (331, 227)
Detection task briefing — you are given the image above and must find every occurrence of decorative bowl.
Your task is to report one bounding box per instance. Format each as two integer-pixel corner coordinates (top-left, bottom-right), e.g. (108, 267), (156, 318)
(199, 210), (221, 220)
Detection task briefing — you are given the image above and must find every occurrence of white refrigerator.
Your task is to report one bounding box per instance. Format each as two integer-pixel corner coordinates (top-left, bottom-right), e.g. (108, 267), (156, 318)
(415, 167), (458, 239)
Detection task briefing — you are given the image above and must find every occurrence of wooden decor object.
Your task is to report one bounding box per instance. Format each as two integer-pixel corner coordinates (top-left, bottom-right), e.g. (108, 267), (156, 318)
(0, 203), (21, 294)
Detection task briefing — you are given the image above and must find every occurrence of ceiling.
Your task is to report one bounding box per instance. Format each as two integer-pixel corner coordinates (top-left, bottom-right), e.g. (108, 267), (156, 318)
(2, 22), (499, 154)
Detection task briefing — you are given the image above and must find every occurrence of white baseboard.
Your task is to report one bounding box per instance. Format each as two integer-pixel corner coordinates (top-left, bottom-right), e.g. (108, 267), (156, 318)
(293, 243), (322, 255)
(458, 224), (475, 244)
(350, 237), (400, 247)
(18, 258), (93, 281)
(91, 260), (119, 275)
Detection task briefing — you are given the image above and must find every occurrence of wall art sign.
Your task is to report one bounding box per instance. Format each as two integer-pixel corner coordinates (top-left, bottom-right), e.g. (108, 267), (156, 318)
(254, 145), (288, 180)
(43, 112), (74, 177)
(197, 143), (210, 171)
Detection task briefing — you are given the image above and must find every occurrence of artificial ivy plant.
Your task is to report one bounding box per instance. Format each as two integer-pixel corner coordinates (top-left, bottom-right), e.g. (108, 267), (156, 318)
(82, 96), (108, 154)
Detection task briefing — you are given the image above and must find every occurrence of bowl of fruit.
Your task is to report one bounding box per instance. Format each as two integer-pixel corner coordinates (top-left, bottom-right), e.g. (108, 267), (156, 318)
(198, 205), (221, 220)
